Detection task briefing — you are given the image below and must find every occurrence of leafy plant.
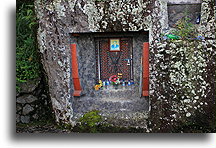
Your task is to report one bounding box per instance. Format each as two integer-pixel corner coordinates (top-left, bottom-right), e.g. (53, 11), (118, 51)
(171, 17), (198, 40)
(16, 3), (41, 92)
(78, 110), (103, 133)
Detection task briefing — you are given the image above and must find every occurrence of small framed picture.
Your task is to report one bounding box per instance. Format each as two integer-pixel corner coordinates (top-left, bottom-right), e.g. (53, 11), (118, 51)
(110, 39), (120, 51)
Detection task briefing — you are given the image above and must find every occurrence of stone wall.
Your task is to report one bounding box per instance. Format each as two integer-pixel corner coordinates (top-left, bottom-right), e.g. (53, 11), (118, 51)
(16, 78), (54, 124)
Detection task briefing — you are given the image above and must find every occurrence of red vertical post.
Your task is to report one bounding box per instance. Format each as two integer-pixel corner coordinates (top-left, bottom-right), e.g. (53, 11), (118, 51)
(70, 44), (82, 96)
(142, 42), (149, 96)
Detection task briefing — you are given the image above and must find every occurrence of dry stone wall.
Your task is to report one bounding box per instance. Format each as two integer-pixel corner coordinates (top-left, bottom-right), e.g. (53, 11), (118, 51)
(16, 78), (54, 124)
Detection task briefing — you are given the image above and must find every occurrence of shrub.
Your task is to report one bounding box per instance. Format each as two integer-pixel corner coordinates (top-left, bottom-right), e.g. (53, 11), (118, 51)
(16, 3), (40, 92)
(171, 17), (198, 40)
(78, 110), (103, 133)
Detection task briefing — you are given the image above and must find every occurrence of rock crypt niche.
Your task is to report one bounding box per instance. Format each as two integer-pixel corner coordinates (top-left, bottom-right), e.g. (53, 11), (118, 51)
(70, 31), (150, 117)
(34, 0), (215, 130)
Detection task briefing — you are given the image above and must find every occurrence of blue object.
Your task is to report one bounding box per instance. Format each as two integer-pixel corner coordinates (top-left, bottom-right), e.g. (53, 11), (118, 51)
(196, 15), (201, 24)
(106, 80), (110, 85)
(128, 80), (131, 86)
(196, 35), (205, 40)
(122, 80), (125, 86)
(103, 81), (106, 86)
(162, 36), (168, 40)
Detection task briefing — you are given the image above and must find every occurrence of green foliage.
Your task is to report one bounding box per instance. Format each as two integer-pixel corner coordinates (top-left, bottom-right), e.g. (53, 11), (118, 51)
(171, 17), (198, 40)
(78, 110), (103, 133)
(16, 3), (41, 92)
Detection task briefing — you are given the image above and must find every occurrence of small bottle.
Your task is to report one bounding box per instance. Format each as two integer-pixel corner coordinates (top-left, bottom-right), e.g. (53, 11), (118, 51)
(103, 81), (106, 87)
(196, 15), (201, 24)
(128, 80), (131, 86)
(125, 80), (128, 86)
(122, 80), (125, 86)
(106, 80), (110, 85)
(131, 79), (134, 85)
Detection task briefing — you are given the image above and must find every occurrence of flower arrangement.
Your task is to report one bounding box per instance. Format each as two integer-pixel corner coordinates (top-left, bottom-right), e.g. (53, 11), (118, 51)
(94, 73), (134, 90)
(109, 75), (120, 85)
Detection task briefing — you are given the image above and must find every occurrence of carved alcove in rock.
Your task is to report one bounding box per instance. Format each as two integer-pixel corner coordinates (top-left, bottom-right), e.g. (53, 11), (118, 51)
(35, 0), (215, 130)
(167, 0), (202, 27)
(70, 31), (150, 124)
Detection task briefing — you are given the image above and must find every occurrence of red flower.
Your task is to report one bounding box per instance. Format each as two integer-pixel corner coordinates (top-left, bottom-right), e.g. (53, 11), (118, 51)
(109, 75), (118, 82)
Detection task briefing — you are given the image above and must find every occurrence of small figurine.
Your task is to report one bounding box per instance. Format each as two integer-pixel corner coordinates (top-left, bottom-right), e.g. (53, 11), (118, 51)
(117, 73), (123, 79)
(94, 84), (101, 90)
(99, 80), (103, 87)
(94, 80), (103, 91)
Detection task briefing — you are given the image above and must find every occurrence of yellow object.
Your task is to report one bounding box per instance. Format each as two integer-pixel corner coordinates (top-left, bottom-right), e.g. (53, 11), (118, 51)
(99, 80), (103, 87)
(117, 73), (123, 79)
(94, 80), (103, 90)
(94, 85), (100, 90)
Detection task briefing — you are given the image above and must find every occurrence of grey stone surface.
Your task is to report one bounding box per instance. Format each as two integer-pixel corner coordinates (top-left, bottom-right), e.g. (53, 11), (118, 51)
(23, 104), (34, 115)
(73, 111), (149, 129)
(20, 116), (30, 123)
(73, 96), (149, 114)
(73, 96), (149, 129)
(19, 78), (41, 93)
(164, 0), (202, 4)
(16, 104), (22, 112)
(32, 114), (39, 120)
(17, 95), (38, 104)
(16, 114), (20, 123)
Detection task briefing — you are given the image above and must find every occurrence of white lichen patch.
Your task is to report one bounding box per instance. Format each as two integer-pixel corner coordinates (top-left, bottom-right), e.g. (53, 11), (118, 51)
(53, 1), (66, 18)
(37, 27), (47, 54)
(162, 39), (212, 122)
(83, 2), (102, 31)
(68, 0), (77, 12)
(186, 112), (191, 117)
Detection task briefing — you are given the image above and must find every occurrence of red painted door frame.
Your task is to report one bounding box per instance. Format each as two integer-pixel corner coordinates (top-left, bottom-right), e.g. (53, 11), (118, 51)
(142, 42), (149, 96)
(70, 44), (82, 96)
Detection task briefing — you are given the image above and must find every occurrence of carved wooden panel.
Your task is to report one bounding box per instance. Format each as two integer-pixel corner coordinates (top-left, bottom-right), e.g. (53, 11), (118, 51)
(95, 38), (133, 81)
